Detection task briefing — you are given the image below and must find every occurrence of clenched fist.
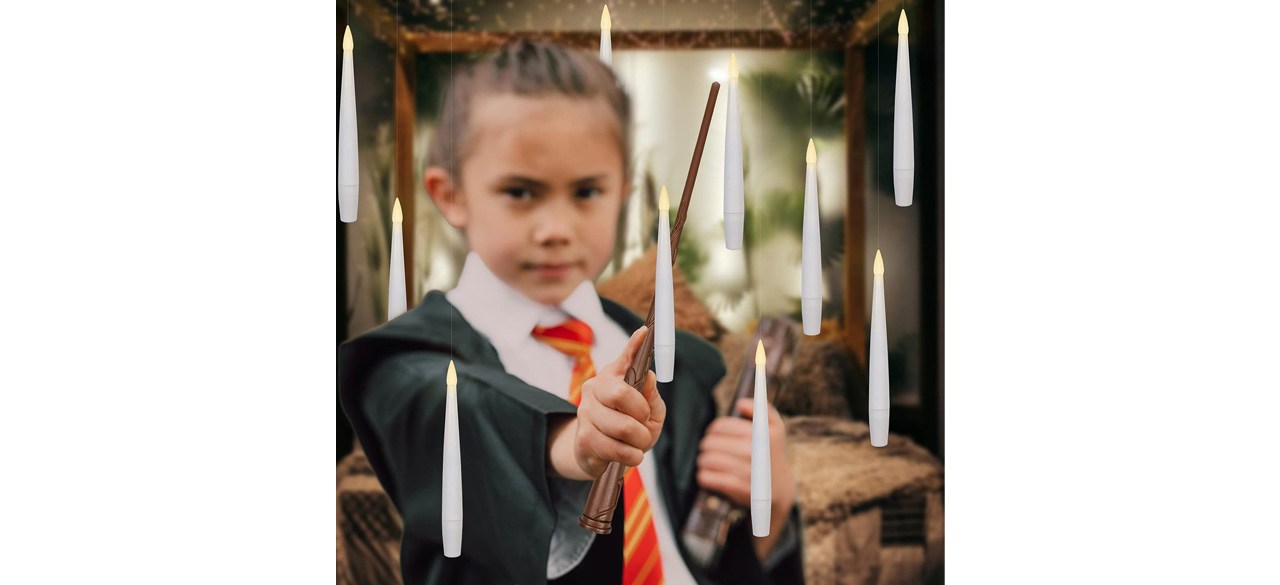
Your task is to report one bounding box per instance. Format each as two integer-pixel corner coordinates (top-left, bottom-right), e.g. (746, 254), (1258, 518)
(547, 326), (667, 480)
(696, 398), (795, 558)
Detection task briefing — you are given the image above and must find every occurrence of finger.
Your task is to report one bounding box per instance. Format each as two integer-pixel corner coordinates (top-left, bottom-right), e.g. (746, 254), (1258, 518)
(737, 398), (783, 430)
(595, 379), (651, 422)
(604, 325), (649, 377)
(597, 438), (646, 468)
(705, 416), (752, 440)
(699, 433), (752, 460)
(580, 417), (647, 467)
(737, 394), (773, 417)
(644, 371), (666, 426)
(769, 406), (786, 436)
(592, 406), (655, 451)
(697, 450), (751, 478)
(642, 379), (667, 450)
(642, 369), (657, 398)
(696, 469), (750, 507)
(767, 402), (784, 425)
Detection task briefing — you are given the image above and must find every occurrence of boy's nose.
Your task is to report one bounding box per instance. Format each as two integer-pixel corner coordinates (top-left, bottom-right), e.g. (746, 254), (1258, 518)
(532, 207), (575, 247)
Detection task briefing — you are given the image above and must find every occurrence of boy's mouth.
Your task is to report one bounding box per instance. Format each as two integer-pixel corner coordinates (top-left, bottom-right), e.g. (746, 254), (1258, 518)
(524, 261), (579, 280)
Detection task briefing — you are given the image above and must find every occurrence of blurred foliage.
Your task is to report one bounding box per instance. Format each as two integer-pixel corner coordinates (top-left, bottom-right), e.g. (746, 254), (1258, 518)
(670, 205), (707, 286)
(743, 188), (804, 250)
(359, 122), (396, 323)
(741, 57), (844, 140)
(796, 63), (846, 138)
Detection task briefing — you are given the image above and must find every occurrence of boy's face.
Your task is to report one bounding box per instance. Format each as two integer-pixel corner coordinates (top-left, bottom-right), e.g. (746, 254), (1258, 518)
(427, 94), (627, 307)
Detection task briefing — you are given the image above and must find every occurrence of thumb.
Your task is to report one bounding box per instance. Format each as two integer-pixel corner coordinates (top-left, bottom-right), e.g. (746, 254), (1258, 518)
(604, 325), (649, 377)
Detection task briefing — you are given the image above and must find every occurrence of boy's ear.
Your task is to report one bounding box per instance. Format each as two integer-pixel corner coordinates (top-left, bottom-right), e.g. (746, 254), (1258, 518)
(423, 166), (468, 230)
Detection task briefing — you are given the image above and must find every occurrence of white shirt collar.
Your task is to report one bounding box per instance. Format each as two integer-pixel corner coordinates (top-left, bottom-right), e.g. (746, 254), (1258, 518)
(446, 252), (611, 349)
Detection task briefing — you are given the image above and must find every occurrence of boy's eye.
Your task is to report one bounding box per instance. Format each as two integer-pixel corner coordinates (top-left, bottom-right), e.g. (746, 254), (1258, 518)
(503, 187), (535, 200)
(575, 187), (603, 200)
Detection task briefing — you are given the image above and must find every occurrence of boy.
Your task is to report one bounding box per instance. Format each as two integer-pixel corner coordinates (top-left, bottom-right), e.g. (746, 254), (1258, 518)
(339, 40), (803, 585)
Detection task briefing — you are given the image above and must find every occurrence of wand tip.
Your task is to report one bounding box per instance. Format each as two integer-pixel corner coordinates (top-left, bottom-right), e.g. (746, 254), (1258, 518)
(343, 26), (354, 51)
(601, 5), (612, 31)
(446, 360), (457, 386)
(755, 340), (766, 366)
(658, 185), (670, 211)
(806, 139), (817, 164)
(729, 53), (738, 80)
(873, 250), (884, 276)
(392, 198), (403, 223)
(898, 10), (908, 35)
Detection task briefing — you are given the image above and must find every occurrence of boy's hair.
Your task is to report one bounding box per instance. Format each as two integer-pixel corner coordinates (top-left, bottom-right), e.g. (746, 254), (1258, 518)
(426, 39), (632, 183)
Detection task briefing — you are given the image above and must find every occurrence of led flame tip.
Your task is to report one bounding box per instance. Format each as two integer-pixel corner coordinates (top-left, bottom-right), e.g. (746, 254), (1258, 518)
(601, 5), (612, 31)
(343, 26), (353, 51)
(659, 186), (670, 211)
(392, 198), (403, 223)
(806, 139), (817, 164)
(755, 340), (766, 366)
(898, 10), (908, 35)
(446, 360), (457, 386)
(729, 53), (738, 80)
(873, 250), (884, 276)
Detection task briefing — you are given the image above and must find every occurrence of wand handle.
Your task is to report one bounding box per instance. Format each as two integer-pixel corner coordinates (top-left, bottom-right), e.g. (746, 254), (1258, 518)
(579, 81), (720, 534)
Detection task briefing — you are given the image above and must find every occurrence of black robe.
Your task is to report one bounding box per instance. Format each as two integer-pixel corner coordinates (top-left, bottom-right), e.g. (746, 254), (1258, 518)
(339, 290), (805, 585)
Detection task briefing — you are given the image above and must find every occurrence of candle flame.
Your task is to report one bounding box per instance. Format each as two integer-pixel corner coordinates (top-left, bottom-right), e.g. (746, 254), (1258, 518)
(729, 53), (738, 80)
(806, 139), (817, 165)
(755, 340), (766, 366)
(392, 198), (403, 223)
(659, 185), (670, 211)
(447, 360), (457, 386)
(898, 10), (909, 35)
(873, 249), (884, 276)
(601, 5), (612, 31)
(343, 26), (354, 51)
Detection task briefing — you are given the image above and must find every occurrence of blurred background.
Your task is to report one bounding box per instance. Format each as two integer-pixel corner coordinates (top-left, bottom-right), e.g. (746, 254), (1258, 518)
(337, 1), (943, 582)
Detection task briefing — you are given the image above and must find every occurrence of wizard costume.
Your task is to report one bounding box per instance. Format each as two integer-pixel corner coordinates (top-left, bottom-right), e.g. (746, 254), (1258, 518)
(338, 287), (804, 585)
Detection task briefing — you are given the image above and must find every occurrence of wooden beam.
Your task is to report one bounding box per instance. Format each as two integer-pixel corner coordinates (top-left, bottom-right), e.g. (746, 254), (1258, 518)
(394, 41), (417, 308)
(844, 45), (868, 367)
(847, 0), (903, 47)
(402, 27), (850, 53)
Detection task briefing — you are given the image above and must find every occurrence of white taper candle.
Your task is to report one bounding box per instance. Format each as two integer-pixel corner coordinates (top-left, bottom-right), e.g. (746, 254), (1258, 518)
(751, 340), (772, 536)
(338, 26), (360, 222)
(599, 5), (612, 66)
(388, 198), (406, 320)
(443, 361), (463, 557)
(869, 250), (890, 447)
(892, 10), (914, 207)
(654, 186), (676, 382)
(801, 139), (822, 335)
(723, 53), (745, 249)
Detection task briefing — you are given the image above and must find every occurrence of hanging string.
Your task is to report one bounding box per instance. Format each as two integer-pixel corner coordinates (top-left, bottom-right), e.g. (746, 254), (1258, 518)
(449, 0), (454, 360)
(808, 0), (813, 140)
(875, 14), (881, 249)
(396, 0), (400, 226)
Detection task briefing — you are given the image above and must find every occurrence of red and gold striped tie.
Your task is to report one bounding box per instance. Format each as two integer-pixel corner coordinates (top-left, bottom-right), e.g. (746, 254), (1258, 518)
(531, 319), (666, 585)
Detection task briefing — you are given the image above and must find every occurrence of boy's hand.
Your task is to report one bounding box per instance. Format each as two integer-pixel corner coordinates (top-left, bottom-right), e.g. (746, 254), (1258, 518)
(569, 326), (666, 479)
(696, 399), (796, 527)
